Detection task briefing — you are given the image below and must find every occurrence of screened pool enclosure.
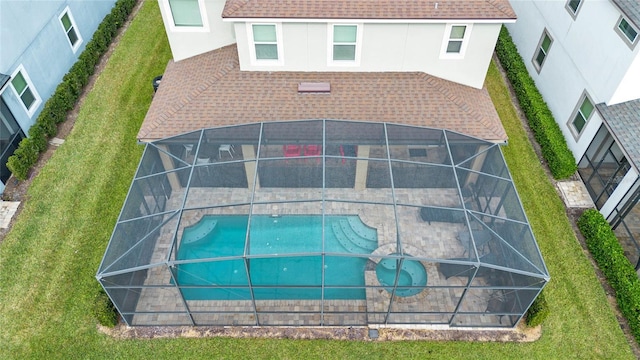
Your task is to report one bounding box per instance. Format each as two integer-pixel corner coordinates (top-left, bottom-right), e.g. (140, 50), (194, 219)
(97, 120), (549, 328)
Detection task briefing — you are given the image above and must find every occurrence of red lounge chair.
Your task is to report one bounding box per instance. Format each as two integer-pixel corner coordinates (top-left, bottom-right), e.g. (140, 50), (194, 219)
(304, 145), (322, 163)
(283, 145), (301, 162)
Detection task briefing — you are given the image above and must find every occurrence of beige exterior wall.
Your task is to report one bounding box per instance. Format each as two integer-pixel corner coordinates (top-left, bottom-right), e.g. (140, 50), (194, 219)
(235, 22), (502, 89)
(159, 0), (235, 62)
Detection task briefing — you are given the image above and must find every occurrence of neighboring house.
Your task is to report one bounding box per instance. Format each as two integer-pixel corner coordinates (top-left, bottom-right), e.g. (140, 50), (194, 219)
(505, 0), (640, 268)
(0, 0), (115, 193)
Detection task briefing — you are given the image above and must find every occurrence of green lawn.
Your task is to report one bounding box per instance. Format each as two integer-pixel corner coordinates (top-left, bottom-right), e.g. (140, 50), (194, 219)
(0, 2), (634, 359)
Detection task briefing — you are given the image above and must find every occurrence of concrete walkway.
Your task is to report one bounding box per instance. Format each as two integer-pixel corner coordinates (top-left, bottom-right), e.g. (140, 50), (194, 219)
(0, 201), (20, 229)
(557, 181), (594, 208)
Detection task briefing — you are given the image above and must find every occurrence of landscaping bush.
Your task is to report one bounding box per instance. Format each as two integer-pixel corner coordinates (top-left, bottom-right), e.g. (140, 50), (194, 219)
(577, 209), (640, 343)
(495, 26), (577, 179)
(6, 0), (138, 181)
(525, 290), (549, 327)
(94, 288), (119, 327)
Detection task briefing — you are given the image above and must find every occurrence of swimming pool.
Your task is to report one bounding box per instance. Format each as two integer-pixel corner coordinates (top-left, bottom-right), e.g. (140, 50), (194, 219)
(175, 215), (378, 300)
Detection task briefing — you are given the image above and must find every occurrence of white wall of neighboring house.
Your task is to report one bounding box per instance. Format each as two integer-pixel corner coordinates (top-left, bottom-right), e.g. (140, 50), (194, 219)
(232, 21), (502, 89)
(611, 51), (640, 105)
(506, 0), (638, 160)
(159, 0), (235, 61)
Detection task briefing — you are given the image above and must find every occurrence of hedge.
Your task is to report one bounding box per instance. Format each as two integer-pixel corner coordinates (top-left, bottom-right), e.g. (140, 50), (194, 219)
(94, 288), (119, 327)
(525, 290), (549, 327)
(6, 0), (138, 181)
(577, 209), (640, 343)
(495, 26), (577, 179)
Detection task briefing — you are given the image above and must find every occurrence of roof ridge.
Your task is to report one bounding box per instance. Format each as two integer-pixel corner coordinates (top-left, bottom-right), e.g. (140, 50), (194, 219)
(421, 73), (506, 140)
(138, 52), (239, 139)
(485, 0), (517, 19)
(222, 0), (252, 18)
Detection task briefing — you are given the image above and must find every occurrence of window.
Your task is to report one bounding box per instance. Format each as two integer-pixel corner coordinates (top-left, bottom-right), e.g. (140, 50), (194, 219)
(10, 67), (41, 116)
(253, 24), (277, 59)
(565, 0), (582, 18)
(570, 93), (594, 136)
(247, 23), (283, 65)
(616, 17), (639, 48)
(329, 24), (361, 65)
(533, 30), (552, 72)
(440, 24), (472, 58)
(165, 0), (208, 31)
(59, 7), (82, 52)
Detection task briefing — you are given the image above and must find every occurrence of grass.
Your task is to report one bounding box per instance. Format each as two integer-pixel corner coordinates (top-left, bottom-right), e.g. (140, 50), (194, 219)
(0, 2), (634, 358)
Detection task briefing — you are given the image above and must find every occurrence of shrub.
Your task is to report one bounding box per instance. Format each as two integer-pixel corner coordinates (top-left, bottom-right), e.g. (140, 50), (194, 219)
(6, 138), (40, 180)
(94, 288), (119, 327)
(495, 26), (577, 179)
(6, 0), (138, 182)
(525, 290), (549, 327)
(577, 209), (640, 343)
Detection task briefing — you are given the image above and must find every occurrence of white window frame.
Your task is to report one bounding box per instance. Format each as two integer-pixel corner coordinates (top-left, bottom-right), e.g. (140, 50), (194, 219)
(163, 0), (209, 33)
(568, 91), (595, 139)
(615, 16), (639, 49)
(440, 23), (472, 59)
(565, 0), (583, 19)
(9, 65), (41, 118)
(247, 23), (284, 66)
(59, 6), (82, 53)
(327, 24), (363, 67)
(532, 29), (553, 72)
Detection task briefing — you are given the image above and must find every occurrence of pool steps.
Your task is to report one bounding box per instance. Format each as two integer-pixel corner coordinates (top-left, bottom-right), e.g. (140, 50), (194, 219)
(331, 217), (378, 254)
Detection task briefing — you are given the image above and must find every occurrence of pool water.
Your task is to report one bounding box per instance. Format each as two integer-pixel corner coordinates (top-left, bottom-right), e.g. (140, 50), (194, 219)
(176, 215), (378, 300)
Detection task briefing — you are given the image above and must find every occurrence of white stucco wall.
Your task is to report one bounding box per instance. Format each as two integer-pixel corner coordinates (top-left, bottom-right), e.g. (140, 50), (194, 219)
(506, 0), (638, 160)
(159, 0), (235, 62)
(611, 51), (640, 104)
(234, 21), (502, 89)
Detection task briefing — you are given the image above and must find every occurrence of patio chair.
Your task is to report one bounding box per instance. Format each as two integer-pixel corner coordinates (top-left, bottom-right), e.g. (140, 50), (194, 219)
(283, 144), (301, 162)
(304, 144), (322, 163)
(218, 144), (235, 159)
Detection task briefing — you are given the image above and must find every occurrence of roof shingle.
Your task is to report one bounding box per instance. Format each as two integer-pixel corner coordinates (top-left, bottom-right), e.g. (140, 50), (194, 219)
(597, 99), (640, 171)
(222, 0), (516, 20)
(139, 44), (507, 143)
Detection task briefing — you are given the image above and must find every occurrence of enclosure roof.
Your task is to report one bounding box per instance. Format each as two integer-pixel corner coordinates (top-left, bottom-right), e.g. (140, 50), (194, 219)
(139, 44), (507, 143)
(100, 120), (548, 282)
(597, 99), (640, 172)
(222, 0), (517, 20)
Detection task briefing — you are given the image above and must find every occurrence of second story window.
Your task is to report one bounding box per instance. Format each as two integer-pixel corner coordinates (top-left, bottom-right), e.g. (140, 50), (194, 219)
(329, 24), (361, 65)
(168, 0), (204, 28)
(616, 17), (639, 48)
(10, 66), (41, 117)
(248, 23), (283, 65)
(566, 0), (582, 18)
(253, 24), (278, 60)
(440, 24), (471, 58)
(533, 30), (552, 72)
(333, 25), (357, 61)
(570, 92), (594, 137)
(59, 7), (82, 52)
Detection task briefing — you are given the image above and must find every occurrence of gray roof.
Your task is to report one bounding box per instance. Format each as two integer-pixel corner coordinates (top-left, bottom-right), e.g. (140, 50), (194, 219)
(612, 0), (640, 28)
(597, 98), (640, 171)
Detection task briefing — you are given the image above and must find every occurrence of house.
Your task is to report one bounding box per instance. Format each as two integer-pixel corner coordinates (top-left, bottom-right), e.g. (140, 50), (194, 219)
(98, 1), (550, 328)
(0, 0), (115, 193)
(139, 0), (518, 142)
(505, 0), (640, 269)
